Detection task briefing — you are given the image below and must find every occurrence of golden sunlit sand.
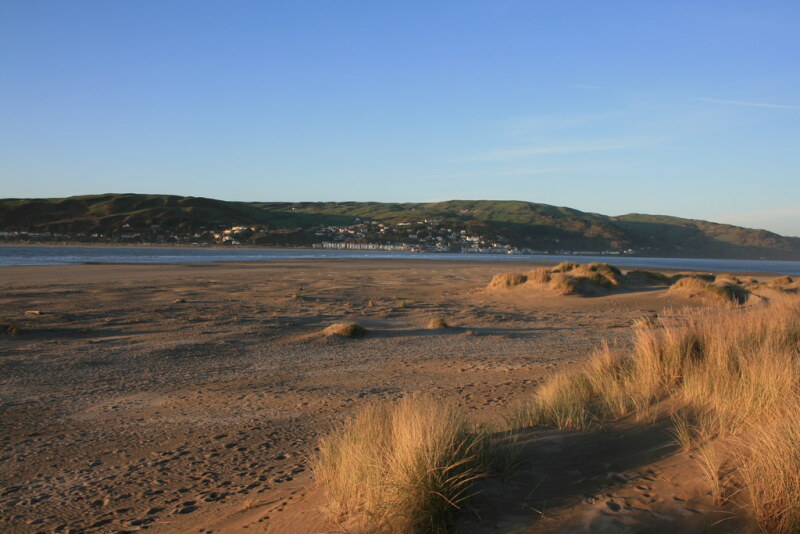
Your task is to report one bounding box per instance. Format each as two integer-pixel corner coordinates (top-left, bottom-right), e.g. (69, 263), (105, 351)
(0, 259), (797, 533)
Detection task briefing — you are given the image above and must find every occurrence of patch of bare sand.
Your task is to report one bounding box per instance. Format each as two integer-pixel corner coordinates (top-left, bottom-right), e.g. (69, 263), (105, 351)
(454, 417), (756, 534)
(0, 260), (777, 533)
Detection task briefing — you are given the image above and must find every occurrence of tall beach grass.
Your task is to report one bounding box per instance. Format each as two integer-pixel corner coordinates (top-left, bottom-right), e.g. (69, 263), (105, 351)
(314, 395), (492, 533)
(314, 273), (799, 532)
(512, 296), (800, 532)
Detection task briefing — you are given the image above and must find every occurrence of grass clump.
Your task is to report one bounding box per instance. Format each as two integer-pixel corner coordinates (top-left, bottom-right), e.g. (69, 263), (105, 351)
(627, 269), (672, 284)
(548, 273), (588, 296)
(488, 262), (624, 296)
(738, 405), (800, 533)
(669, 410), (695, 453)
(715, 273), (742, 285)
(671, 272), (715, 283)
(426, 317), (449, 329)
(548, 262), (621, 295)
(769, 275), (795, 287)
(768, 276), (799, 293)
(524, 267), (551, 284)
(510, 346), (637, 430)
(668, 276), (748, 305)
(512, 297), (800, 532)
(550, 261), (577, 273)
(322, 322), (367, 338)
(314, 395), (491, 533)
(696, 443), (725, 505)
(487, 263), (760, 302)
(515, 300), (800, 432)
(486, 272), (527, 289)
(549, 263), (622, 295)
(577, 262), (622, 283)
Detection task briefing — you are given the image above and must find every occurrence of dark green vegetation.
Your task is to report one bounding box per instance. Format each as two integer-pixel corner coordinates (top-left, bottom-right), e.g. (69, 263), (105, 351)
(2, 194), (799, 259)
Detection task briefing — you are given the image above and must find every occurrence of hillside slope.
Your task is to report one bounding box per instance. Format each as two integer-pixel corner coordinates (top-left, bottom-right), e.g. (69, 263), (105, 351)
(1, 194), (798, 260)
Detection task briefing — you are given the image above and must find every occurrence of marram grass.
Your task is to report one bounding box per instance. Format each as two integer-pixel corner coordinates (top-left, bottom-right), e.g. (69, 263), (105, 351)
(511, 296), (800, 533)
(314, 394), (492, 533)
(314, 290), (800, 532)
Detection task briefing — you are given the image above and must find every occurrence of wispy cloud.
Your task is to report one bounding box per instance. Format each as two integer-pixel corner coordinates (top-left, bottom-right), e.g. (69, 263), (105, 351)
(695, 97), (800, 110)
(470, 142), (630, 162)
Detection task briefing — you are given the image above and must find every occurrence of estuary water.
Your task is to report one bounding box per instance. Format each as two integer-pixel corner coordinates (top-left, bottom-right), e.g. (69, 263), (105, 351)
(1, 245), (799, 275)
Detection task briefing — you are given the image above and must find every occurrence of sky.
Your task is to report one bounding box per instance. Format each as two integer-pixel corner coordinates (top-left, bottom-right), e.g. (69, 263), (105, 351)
(1, 1), (799, 236)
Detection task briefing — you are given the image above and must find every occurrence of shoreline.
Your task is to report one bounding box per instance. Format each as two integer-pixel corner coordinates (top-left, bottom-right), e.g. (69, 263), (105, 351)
(2, 241), (800, 262)
(0, 258), (782, 292)
(2, 244), (800, 275)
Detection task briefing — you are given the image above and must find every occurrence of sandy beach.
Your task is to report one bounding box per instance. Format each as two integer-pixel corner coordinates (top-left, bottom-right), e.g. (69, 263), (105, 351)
(0, 259), (784, 533)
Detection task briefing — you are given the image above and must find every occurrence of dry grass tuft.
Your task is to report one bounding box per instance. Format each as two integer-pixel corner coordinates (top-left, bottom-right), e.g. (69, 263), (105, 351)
(550, 263), (621, 295)
(490, 262), (625, 296)
(696, 443), (725, 505)
(578, 262), (622, 282)
(627, 269), (672, 284)
(769, 275), (795, 287)
(512, 297), (800, 532)
(671, 272), (716, 283)
(510, 345), (638, 430)
(738, 404), (800, 533)
(715, 273), (742, 284)
(486, 272), (527, 289)
(548, 273), (588, 296)
(427, 317), (449, 329)
(668, 276), (748, 305)
(488, 264), (760, 303)
(314, 395), (492, 533)
(768, 276), (799, 293)
(524, 267), (551, 284)
(551, 261), (577, 273)
(322, 322), (367, 338)
(543, 272), (571, 293)
(670, 410), (695, 453)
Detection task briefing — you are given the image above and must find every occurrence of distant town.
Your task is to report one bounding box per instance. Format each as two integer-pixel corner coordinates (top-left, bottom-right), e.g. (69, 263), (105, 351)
(0, 217), (633, 256)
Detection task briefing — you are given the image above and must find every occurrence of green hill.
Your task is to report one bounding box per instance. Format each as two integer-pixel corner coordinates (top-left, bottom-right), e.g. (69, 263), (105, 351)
(1, 194), (798, 260)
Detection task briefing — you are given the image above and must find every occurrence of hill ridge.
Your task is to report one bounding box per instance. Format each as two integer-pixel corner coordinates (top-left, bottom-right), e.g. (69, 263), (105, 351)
(2, 194), (798, 260)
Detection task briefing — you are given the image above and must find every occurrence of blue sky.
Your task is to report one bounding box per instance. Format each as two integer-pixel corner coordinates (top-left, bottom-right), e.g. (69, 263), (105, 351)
(1, 1), (799, 236)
